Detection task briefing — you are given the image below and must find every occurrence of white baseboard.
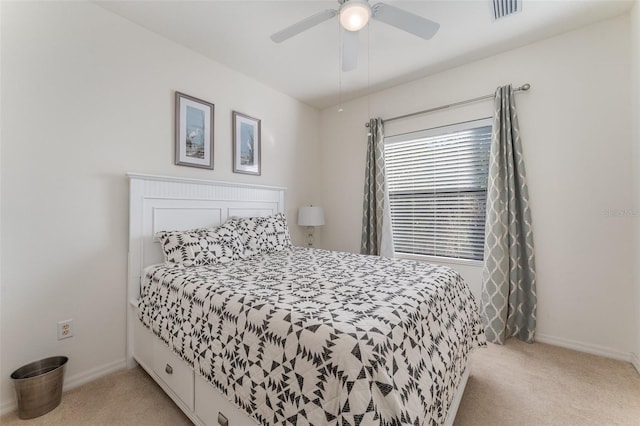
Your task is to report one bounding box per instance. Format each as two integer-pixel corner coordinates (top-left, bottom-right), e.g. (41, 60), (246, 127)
(632, 352), (640, 375)
(536, 333), (632, 363)
(0, 358), (126, 417)
(62, 358), (127, 391)
(0, 399), (16, 418)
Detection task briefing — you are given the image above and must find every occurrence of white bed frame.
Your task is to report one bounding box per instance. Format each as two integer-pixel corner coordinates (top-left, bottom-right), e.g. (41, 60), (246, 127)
(127, 173), (469, 426)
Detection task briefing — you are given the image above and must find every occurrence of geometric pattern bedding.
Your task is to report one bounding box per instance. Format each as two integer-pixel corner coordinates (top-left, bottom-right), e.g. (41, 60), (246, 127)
(229, 213), (293, 258)
(138, 247), (486, 426)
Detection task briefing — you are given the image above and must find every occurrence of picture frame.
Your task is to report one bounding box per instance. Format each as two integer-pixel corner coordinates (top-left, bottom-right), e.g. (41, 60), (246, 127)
(175, 92), (214, 169)
(232, 111), (261, 175)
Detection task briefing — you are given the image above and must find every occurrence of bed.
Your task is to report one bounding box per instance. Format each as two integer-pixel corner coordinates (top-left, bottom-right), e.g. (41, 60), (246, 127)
(127, 173), (485, 426)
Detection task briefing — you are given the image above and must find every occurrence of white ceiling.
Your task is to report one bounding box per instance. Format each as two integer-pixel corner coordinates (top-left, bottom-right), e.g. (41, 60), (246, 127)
(95, 0), (633, 109)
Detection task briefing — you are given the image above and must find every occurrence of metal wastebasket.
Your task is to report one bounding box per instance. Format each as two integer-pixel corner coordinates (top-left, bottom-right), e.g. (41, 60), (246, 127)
(10, 356), (68, 419)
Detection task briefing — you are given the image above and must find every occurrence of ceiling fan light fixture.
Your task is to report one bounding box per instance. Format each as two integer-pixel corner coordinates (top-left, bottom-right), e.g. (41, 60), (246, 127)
(339, 0), (371, 32)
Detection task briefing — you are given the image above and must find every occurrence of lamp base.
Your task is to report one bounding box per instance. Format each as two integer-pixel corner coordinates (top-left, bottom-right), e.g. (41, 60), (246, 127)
(306, 226), (314, 247)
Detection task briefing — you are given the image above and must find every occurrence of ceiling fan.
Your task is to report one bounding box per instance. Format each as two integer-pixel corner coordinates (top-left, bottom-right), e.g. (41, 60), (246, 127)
(270, 0), (440, 72)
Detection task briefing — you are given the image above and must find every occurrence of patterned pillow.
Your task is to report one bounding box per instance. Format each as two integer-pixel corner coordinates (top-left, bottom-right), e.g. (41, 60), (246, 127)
(230, 213), (292, 258)
(155, 222), (244, 267)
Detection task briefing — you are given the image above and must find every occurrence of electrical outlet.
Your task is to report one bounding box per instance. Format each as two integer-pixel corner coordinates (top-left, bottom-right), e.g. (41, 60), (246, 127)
(57, 319), (73, 340)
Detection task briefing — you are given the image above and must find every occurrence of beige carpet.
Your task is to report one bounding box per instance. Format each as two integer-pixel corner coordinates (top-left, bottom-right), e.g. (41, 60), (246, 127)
(2, 340), (639, 425)
(455, 341), (640, 426)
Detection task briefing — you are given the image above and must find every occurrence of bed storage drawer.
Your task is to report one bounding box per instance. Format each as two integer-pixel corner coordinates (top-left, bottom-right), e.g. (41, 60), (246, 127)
(195, 375), (247, 426)
(133, 319), (154, 368)
(152, 339), (194, 411)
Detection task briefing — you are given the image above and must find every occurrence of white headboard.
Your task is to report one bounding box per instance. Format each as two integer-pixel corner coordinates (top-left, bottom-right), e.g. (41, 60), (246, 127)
(126, 173), (286, 366)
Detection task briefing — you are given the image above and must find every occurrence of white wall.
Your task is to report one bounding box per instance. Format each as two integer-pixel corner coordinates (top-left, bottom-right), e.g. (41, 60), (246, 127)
(631, 0), (640, 373)
(320, 15), (635, 360)
(0, 1), (320, 412)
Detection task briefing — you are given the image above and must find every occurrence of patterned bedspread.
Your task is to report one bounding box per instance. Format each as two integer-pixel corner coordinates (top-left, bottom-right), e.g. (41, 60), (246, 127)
(138, 247), (485, 426)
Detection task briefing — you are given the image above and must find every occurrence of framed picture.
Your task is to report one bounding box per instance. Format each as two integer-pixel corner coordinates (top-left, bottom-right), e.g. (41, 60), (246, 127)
(175, 92), (214, 169)
(232, 111), (261, 175)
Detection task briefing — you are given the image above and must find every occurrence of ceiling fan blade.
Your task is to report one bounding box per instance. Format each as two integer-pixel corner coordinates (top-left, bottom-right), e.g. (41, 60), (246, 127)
(342, 29), (359, 72)
(371, 3), (440, 40)
(271, 9), (338, 43)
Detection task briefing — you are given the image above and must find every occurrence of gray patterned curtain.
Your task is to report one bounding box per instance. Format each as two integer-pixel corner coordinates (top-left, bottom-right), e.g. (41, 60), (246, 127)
(361, 118), (386, 255)
(481, 85), (537, 344)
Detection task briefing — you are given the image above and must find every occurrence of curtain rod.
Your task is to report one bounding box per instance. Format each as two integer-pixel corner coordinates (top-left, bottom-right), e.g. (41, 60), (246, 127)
(365, 83), (531, 127)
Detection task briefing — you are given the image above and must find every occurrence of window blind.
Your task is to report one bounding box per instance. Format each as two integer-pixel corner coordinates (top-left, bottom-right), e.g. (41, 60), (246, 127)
(384, 119), (492, 261)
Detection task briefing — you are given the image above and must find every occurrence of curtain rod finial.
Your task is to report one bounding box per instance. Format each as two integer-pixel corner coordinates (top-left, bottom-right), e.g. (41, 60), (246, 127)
(521, 83), (531, 91)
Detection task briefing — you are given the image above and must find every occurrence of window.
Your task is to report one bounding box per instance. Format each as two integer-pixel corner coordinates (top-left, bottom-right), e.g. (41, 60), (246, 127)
(384, 118), (492, 262)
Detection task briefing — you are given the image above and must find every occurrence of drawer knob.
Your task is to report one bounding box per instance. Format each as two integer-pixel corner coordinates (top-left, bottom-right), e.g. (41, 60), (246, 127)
(165, 364), (173, 375)
(218, 412), (229, 426)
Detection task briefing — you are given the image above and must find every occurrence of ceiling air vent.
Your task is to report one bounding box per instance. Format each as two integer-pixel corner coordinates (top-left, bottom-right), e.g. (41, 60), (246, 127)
(492, 0), (522, 20)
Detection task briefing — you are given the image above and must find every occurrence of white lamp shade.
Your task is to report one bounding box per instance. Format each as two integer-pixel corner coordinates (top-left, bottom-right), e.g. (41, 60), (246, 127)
(298, 206), (325, 227)
(339, 0), (371, 32)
